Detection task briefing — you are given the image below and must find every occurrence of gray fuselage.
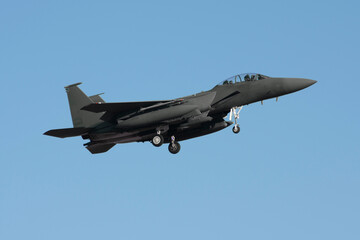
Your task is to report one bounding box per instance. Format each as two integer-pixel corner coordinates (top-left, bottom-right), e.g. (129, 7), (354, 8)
(87, 77), (316, 144)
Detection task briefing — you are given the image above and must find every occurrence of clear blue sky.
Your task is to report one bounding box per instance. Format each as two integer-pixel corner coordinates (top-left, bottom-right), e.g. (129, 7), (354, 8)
(1, 1), (359, 239)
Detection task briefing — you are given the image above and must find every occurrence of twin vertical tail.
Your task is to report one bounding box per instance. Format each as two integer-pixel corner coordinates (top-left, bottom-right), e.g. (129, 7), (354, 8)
(44, 83), (104, 139)
(44, 83), (115, 153)
(65, 82), (104, 128)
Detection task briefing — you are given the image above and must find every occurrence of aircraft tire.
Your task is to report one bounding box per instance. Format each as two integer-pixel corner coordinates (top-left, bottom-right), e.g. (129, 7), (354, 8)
(168, 142), (181, 154)
(152, 134), (164, 147)
(232, 125), (240, 134)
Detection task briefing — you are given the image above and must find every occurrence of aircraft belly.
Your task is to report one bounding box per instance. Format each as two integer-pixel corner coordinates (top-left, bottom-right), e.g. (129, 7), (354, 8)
(174, 120), (231, 142)
(88, 131), (148, 143)
(89, 131), (137, 141)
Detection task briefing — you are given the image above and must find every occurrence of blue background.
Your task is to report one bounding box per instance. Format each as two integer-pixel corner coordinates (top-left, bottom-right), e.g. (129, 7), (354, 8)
(1, 0), (359, 239)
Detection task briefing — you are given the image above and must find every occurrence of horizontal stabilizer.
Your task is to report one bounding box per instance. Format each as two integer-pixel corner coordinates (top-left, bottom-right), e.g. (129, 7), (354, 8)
(44, 127), (89, 138)
(86, 143), (116, 154)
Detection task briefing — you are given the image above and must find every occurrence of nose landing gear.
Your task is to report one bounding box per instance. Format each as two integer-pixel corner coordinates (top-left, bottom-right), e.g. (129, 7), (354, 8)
(232, 125), (240, 134)
(229, 106), (243, 134)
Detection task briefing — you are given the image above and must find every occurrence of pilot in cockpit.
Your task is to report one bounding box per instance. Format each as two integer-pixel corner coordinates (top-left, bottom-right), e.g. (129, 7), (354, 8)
(244, 74), (250, 81)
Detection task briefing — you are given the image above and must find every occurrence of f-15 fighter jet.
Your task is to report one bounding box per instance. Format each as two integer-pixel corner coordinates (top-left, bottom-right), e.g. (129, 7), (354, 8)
(44, 73), (316, 154)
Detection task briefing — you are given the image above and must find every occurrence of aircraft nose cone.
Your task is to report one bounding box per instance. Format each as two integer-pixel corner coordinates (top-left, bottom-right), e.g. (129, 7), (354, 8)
(283, 78), (317, 93)
(302, 78), (317, 87)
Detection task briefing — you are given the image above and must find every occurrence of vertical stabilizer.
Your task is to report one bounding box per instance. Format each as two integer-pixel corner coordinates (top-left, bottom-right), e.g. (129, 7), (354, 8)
(64, 83), (104, 128)
(89, 93), (105, 103)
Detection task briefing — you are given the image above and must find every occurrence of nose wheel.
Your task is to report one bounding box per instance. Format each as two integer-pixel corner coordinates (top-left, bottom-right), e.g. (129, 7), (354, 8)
(232, 125), (240, 134)
(168, 136), (181, 154)
(229, 106), (243, 134)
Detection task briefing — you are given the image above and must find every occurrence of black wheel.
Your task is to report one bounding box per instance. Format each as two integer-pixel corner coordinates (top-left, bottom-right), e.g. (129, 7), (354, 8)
(168, 142), (181, 154)
(232, 125), (240, 134)
(152, 134), (164, 147)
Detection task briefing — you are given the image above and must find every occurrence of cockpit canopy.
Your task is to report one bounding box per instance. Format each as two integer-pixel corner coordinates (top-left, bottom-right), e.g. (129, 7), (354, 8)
(217, 73), (270, 86)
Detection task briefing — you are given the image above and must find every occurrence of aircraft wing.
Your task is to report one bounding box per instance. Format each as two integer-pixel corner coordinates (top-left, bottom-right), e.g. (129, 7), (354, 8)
(82, 92), (215, 125)
(81, 99), (183, 122)
(81, 101), (169, 113)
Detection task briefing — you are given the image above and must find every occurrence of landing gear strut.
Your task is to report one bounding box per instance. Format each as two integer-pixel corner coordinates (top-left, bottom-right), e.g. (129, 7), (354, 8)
(168, 136), (181, 154)
(229, 106), (243, 134)
(152, 131), (164, 147)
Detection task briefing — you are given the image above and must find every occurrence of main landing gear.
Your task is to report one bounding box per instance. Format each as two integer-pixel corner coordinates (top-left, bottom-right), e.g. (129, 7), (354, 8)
(168, 136), (181, 154)
(229, 106), (243, 134)
(151, 131), (164, 147)
(151, 132), (181, 154)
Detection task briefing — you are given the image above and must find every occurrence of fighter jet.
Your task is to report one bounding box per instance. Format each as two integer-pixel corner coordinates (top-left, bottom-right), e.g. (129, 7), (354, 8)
(44, 73), (316, 154)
